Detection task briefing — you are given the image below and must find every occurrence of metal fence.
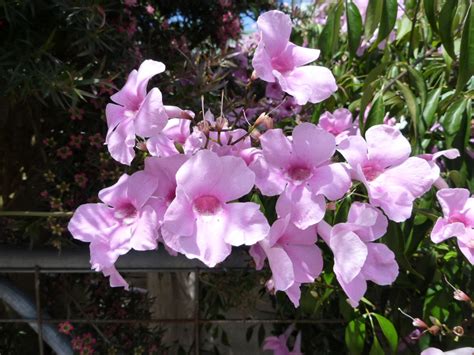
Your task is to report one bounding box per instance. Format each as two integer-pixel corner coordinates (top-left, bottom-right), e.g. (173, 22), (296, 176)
(0, 247), (342, 354)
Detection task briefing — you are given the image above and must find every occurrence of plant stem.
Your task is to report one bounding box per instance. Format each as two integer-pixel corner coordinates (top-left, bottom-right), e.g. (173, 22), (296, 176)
(0, 211), (73, 218)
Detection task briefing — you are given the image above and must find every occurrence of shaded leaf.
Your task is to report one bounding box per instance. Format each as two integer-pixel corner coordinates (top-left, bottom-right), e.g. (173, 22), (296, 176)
(346, 0), (364, 57)
(439, 0), (459, 59)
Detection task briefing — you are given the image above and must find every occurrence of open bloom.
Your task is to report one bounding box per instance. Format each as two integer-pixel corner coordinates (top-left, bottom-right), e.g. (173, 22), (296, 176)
(252, 10), (337, 105)
(431, 188), (474, 264)
(263, 325), (302, 355)
(338, 125), (433, 222)
(68, 171), (159, 288)
(161, 150), (270, 267)
(106, 60), (191, 165)
(418, 149), (460, 189)
(250, 216), (322, 306)
(250, 123), (351, 229)
(318, 203), (398, 307)
(421, 347), (474, 355)
(318, 108), (358, 144)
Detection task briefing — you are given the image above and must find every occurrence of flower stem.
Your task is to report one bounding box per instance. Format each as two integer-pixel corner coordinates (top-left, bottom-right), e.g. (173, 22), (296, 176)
(0, 211), (73, 218)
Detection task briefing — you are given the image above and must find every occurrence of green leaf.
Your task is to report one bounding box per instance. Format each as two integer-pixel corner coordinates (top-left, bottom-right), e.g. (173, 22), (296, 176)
(375, 0), (398, 46)
(372, 314), (398, 354)
(364, 0), (383, 39)
(440, 97), (467, 136)
(359, 60), (388, 127)
(364, 94), (385, 134)
(406, 66), (427, 108)
(422, 88), (442, 129)
(346, 0), (364, 57)
(369, 335), (384, 355)
(345, 318), (367, 354)
(423, 0), (439, 33)
(320, 2), (344, 58)
(439, 0), (459, 59)
(395, 80), (419, 138)
(456, 5), (474, 91)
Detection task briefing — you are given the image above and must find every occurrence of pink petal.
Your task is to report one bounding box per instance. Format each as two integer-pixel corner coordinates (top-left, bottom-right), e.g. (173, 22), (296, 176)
(287, 43), (320, 67)
(68, 203), (117, 243)
(365, 125), (411, 168)
(285, 244), (323, 283)
(308, 163), (351, 200)
(292, 123), (336, 167)
(176, 150), (255, 202)
(222, 202), (270, 246)
(257, 10), (292, 57)
(252, 42), (276, 82)
(162, 188), (195, 237)
(331, 228), (368, 284)
(267, 246), (295, 291)
(431, 218), (467, 243)
(131, 205), (159, 250)
(250, 156), (287, 196)
(106, 118), (136, 165)
(338, 272), (367, 307)
(163, 118), (191, 143)
(347, 202), (388, 241)
(146, 133), (179, 157)
(102, 265), (129, 290)
(274, 65), (337, 105)
(362, 243), (398, 285)
(276, 185), (326, 230)
(458, 238), (474, 265)
(105, 103), (126, 133)
(110, 69), (139, 108)
(126, 171), (158, 209)
(260, 128), (293, 169)
(337, 135), (368, 168)
(284, 282), (302, 307)
(98, 174), (130, 207)
(436, 188), (471, 217)
(249, 243), (267, 270)
(134, 88), (168, 137)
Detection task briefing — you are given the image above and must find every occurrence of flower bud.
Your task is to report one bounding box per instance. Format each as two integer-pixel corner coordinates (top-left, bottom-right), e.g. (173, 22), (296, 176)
(453, 290), (471, 302)
(412, 318), (428, 329)
(215, 116), (228, 131)
(427, 325), (440, 335)
(251, 70), (258, 81)
(265, 278), (275, 293)
(255, 113), (274, 130)
(136, 141), (148, 152)
(327, 202), (336, 211)
(197, 120), (211, 136)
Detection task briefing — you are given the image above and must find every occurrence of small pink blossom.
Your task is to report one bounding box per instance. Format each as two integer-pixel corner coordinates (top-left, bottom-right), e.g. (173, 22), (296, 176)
(318, 108), (358, 144)
(338, 125), (433, 222)
(68, 171), (160, 288)
(68, 134), (83, 149)
(58, 321), (74, 335)
(145, 4), (155, 14)
(318, 203), (398, 307)
(88, 133), (103, 148)
(56, 146), (73, 160)
(250, 215), (322, 307)
(418, 149), (460, 189)
(74, 173), (88, 188)
(431, 188), (474, 264)
(250, 123), (351, 229)
(252, 10), (337, 105)
(161, 150), (270, 267)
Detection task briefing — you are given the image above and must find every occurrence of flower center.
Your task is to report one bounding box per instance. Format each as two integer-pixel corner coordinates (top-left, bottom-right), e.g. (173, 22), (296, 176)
(288, 166), (312, 181)
(271, 55), (293, 73)
(362, 163), (383, 181)
(193, 195), (222, 216)
(448, 213), (468, 226)
(114, 203), (138, 224)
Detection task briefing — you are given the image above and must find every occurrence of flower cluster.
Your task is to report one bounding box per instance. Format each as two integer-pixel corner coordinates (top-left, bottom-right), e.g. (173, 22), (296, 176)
(68, 10), (469, 311)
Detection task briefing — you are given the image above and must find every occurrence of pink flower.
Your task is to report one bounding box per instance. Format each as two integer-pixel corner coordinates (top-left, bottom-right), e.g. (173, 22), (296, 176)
(338, 125), (433, 222)
(431, 188), (474, 264)
(146, 118), (192, 157)
(250, 123), (351, 229)
(252, 10), (337, 105)
(74, 173), (88, 188)
(249, 215), (322, 307)
(318, 203), (399, 307)
(106, 60), (183, 165)
(318, 108), (358, 143)
(68, 134), (83, 149)
(421, 347), (474, 355)
(58, 321), (74, 335)
(56, 146), (73, 160)
(68, 171), (160, 288)
(145, 4), (155, 14)
(88, 133), (103, 148)
(161, 150), (270, 267)
(263, 325), (302, 355)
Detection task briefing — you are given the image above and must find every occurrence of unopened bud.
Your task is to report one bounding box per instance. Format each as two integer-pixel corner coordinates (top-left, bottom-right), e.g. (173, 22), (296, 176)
(453, 290), (471, 302)
(215, 116), (228, 131)
(251, 70), (259, 81)
(255, 113), (274, 130)
(265, 278), (275, 293)
(427, 325), (440, 335)
(136, 141), (148, 152)
(250, 130), (261, 141)
(197, 120), (211, 136)
(327, 202), (336, 211)
(453, 326), (464, 337)
(412, 318), (428, 329)
(429, 316), (442, 327)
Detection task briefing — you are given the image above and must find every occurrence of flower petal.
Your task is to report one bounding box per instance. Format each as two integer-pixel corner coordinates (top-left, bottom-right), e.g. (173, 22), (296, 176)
(134, 88), (168, 137)
(68, 203), (117, 243)
(106, 118), (136, 165)
(308, 163), (351, 200)
(257, 10), (292, 57)
(362, 243), (399, 285)
(366, 125), (411, 168)
(292, 123), (336, 167)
